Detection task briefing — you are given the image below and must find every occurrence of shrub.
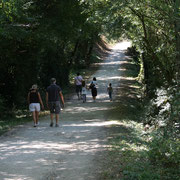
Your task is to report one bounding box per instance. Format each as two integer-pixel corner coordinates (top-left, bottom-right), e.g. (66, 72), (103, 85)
(148, 135), (180, 179)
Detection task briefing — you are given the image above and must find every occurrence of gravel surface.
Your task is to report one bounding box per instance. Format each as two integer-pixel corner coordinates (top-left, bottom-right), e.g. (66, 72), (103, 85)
(0, 42), (131, 180)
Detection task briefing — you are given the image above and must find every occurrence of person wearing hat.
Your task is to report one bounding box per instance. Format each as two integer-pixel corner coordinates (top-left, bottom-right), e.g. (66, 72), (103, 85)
(46, 78), (65, 127)
(27, 84), (44, 127)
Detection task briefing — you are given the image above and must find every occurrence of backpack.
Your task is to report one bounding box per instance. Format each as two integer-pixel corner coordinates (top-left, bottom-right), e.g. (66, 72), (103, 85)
(89, 82), (95, 89)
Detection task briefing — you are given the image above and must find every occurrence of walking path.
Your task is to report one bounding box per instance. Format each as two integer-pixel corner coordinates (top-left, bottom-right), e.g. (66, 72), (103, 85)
(0, 42), (131, 180)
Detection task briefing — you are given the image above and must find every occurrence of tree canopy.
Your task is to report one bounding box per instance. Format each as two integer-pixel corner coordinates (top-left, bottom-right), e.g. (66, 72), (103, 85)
(0, 1), (180, 178)
(0, 0), (103, 110)
(0, 0), (180, 115)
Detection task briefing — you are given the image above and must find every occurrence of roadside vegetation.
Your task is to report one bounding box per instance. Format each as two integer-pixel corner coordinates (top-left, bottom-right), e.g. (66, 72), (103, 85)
(0, 0), (179, 179)
(99, 49), (180, 179)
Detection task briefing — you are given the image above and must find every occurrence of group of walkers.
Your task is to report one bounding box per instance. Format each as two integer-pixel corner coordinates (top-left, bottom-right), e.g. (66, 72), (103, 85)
(74, 73), (98, 103)
(74, 72), (113, 102)
(27, 74), (113, 127)
(27, 78), (64, 127)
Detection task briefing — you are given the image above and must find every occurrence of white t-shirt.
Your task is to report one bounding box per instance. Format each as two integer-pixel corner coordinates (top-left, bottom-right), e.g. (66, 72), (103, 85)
(82, 87), (87, 95)
(75, 75), (83, 85)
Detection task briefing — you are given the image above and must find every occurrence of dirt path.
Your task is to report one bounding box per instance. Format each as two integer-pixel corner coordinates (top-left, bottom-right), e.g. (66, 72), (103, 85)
(0, 42), (131, 180)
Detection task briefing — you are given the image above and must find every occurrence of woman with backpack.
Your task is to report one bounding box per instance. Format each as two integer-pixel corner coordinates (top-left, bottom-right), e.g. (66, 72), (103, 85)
(89, 77), (97, 102)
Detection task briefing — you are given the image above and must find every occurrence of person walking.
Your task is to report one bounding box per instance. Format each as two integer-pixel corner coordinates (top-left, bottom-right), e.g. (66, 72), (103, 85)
(89, 77), (97, 102)
(82, 80), (88, 103)
(74, 72), (83, 100)
(46, 78), (65, 127)
(107, 83), (113, 101)
(27, 84), (44, 127)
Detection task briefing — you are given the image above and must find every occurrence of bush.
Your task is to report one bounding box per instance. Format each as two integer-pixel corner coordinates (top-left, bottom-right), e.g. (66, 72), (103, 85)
(148, 135), (180, 179)
(126, 46), (140, 65)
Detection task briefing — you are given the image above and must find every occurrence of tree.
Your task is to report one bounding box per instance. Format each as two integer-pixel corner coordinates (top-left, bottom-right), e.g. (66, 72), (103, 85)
(93, 0), (179, 89)
(0, 0), (104, 112)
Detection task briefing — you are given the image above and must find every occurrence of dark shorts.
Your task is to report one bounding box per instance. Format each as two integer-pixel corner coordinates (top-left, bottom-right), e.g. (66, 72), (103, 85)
(76, 85), (82, 93)
(109, 92), (112, 99)
(91, 88), (97, 97)
(48, 101), (61, 114)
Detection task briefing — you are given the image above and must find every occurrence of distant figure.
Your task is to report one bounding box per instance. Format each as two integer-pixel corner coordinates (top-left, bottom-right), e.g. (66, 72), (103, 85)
(46, 78), (65, 127)
(74, 72), (83, 100)
(89, 77), (97, 102)
(27, 84), (44, 127)
(82, 80), (88, 103)
(107, 83), (113, 101)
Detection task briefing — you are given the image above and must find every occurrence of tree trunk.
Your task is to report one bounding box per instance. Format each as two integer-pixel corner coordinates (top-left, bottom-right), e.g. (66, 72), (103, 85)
(85, 43), (94, 66)
(69, 39), (80, 66)
(142, 52), (150, 95)
(174, 0), (180, 82)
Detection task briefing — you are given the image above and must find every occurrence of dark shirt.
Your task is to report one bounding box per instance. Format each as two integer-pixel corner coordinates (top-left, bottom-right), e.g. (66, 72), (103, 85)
(46, 84), (62, 102)
(29, 91), (39, 103)
(107, 87), (113, 93)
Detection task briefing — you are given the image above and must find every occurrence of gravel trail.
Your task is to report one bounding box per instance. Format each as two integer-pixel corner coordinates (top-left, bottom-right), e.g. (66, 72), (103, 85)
(0, 42), (131, 180)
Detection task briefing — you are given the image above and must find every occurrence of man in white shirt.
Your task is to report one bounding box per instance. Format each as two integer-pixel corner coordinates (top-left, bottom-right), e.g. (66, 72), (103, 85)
(74, 73), (83, 100)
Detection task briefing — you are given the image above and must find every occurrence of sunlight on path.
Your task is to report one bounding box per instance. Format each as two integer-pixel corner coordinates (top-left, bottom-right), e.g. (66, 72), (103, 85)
(112, 41), (131, 50)
(84, 41), (132, 102)
(0, 41), (131, 180)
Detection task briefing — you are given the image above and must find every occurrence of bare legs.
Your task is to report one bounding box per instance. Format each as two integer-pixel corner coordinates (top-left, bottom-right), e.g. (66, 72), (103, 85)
(36, 111), (39, 124)
(32, 111), (39, 127)
(77, 92), (82, 100)
(76, 85), (82, 100)
(50, 113), (59, 127)
(77, 93), (80, 100)
(93, 96), (96, 102)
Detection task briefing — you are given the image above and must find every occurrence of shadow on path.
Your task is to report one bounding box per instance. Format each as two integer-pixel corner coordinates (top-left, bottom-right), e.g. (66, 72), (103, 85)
(0, 42), (144, 180)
